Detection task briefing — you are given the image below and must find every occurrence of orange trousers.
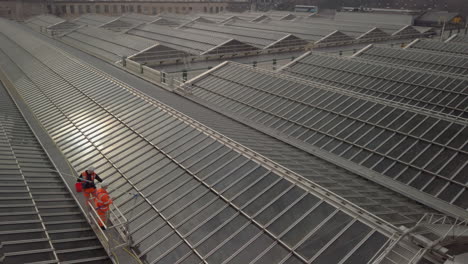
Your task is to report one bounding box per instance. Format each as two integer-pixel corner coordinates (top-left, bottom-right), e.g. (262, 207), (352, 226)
(83, 188), (96, 201)
(97, 209), (108, 227)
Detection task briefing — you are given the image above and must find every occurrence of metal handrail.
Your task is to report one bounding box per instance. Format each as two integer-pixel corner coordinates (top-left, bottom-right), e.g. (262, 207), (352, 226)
(87, 200), (130, 254)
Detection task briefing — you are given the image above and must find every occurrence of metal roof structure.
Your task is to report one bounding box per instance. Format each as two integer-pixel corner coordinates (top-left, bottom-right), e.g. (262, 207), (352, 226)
(100, 13), (158, 32)
(149, 17), (181, 27)
(73, 14), (117, 27)
(191, 13), (231, 23)
(60, 25), (156, 62)
(178, 22), (308, 50)
(25, 14), (65, 29)
(182, 61), (468, 218)
(126, 23), (259, 55)
(224, 20), (355, 44)
(446, 34), (468, 44)
(0, 82), (110, 263)
(0, 18), (408, 264)
(354, 45), (468, 76)
(406, 39), (468, 56)
(25, 14), (80, 34)
(154, 13), (216, 27)
(281, 52), (468, 118)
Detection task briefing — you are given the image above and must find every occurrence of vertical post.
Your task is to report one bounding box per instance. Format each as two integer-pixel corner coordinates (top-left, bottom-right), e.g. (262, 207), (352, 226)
(252, 61), (257, 68)
(182, 69), (187, 82)
(272, 58), (277, 70)
(122, 56), (127, 67)
(161, 71), (166, 84)
(339, 51), (342, 56)
(139, 63), (143, 74)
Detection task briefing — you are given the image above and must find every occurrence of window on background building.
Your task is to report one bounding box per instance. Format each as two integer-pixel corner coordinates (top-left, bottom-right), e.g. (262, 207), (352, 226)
(204, 7), (207, 12)
(61, 5), (66, 14)
(121, 5), (125, 13)
(220, 6), (223, 12)
(175, 7), (179, 13)
(182, 6), (186, 11)
(160, 7), (165, 13)
(137, 5), (141, 13)
(209, 6), (213, 13)
(189, 7), (192, 11)
(152, 7), (157, 15)
(86, 5), (91, 13)
(95, 5), (100, 13)
(168, 7), (172, 13)
(113, 5), (117, 13)
(69, 5), (75, 14)
(104, 5), (109, 13)
(215, 6), (219, 13)
(129, 5), (134, 12)
(55, 6), (60, 15)
(78, 5), (83, 14)
(47, 5), (52, 13)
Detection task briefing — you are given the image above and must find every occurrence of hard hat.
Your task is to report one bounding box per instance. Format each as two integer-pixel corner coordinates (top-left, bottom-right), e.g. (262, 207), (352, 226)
(101, 181), (109, 189)
(87, 166), (95, 173)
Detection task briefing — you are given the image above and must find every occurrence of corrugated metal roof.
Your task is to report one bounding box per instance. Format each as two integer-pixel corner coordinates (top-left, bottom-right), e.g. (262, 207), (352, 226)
(354, 45), (468, 76)
(127, 23), (258, 55)
(224, 20), (352, 42)
(179, 22), (307, 49)
(60, 26), (156, 61)
(408, 39), (468, 56)
(0, 18), (399, 264)
(185, 61), (468, 216)
(73, 14), (117, 27)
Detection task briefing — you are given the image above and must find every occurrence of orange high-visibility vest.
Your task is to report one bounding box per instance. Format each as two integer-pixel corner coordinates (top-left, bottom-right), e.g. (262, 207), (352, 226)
(94, 188), (112, 212)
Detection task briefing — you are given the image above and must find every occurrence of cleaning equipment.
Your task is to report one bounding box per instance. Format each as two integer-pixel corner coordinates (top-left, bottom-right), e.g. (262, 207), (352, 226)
(75, 182), (83, 192)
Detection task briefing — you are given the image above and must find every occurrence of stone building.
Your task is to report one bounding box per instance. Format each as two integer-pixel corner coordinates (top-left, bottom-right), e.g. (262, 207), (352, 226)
(0, 0), (249, 20)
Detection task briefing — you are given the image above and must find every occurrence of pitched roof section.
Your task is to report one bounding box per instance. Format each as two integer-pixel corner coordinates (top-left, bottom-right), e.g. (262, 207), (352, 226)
(149, 17), (180, 27)
(315, 30), (354, 45)
(279, 14), (296, 21)
(100, 18), (135, 32)
(25, 14), (64, 28)
(357, 27), (390, 40)
(129, 44), (189, 62)
(224, 20), (330, 41)
(126, 23), (259, 55)
(264, 34), (308, 49)
(202, 39), (260, 55)
(179, 22), (307, 49)
(251, 14), (270, 22)
(73, 14), (116, 27)
(392, 25), (422, 38)
(60, 26), (156, 61)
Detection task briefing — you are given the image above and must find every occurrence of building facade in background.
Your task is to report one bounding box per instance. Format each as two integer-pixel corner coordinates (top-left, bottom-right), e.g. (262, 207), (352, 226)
(0, 0), (249, 20)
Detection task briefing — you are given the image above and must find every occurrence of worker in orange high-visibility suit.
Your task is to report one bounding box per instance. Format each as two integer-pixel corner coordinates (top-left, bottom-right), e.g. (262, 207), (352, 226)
(77, 166), (103, 201)
(94, 181), (112, 230)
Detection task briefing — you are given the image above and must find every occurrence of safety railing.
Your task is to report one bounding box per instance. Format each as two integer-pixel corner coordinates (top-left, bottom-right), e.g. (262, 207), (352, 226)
(87, 200), (130, 256)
